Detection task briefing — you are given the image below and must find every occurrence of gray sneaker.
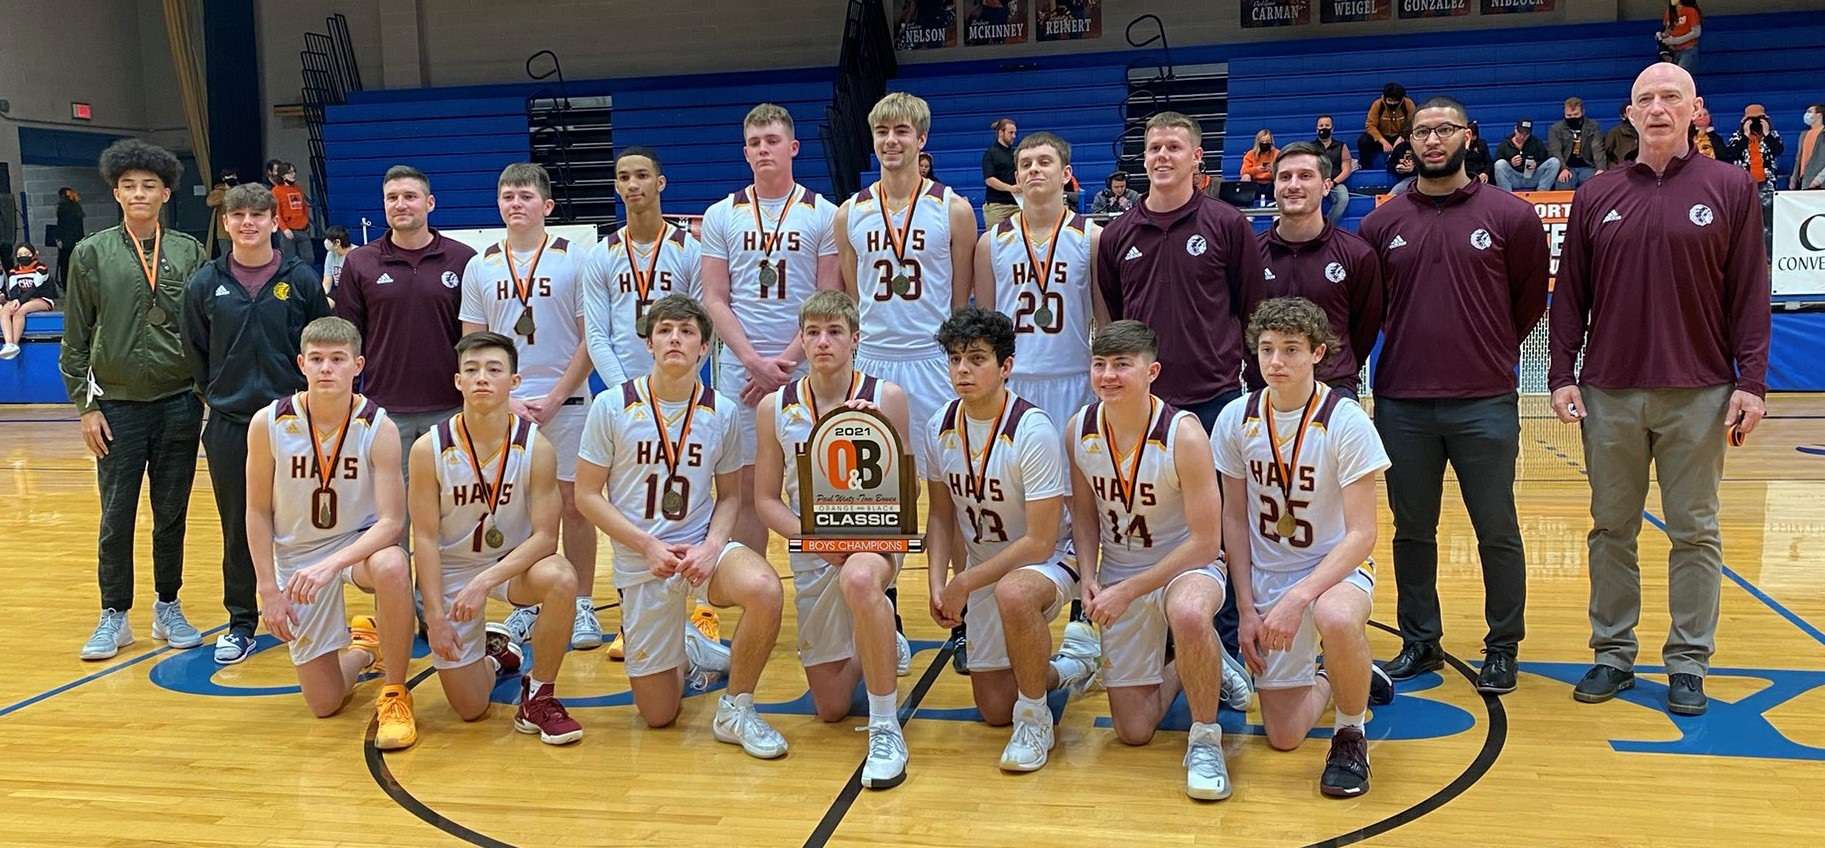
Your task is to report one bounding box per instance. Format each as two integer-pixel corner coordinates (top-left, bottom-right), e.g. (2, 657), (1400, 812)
(81, 609), (134, 660)
(151, 599), (203, 649)
(570, 601), (603, 650)
(503, 604), (540, 645)
(1220, 644), (1254, 712)
(1184, 722), (1233, 800)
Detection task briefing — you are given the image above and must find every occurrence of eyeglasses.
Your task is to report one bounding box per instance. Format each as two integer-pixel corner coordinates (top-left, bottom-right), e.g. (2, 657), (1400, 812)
(1409, 124), (1467, 141)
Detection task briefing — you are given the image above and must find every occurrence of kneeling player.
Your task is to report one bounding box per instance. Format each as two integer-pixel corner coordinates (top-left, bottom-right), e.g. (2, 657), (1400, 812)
(409, 331), (583, 744)
(1214, 297), (1393, 798)
(923, 307), (1098, 772)
(246, 317), (417, 747)
(754, 290), (916, 788)
(1068, 321), (1234, 801)
(574, 294), (788, 758)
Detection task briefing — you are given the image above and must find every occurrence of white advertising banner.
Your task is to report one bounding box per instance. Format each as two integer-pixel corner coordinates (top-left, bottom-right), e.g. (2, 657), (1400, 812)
(1772, 191), (1825, 297)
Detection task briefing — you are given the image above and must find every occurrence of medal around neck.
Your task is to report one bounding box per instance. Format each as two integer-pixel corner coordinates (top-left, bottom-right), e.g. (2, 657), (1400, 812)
(791, 405), (923, 555)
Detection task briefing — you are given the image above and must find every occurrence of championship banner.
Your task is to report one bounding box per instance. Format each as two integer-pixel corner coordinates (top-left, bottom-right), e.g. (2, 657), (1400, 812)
(1321, 0), (1390, 23)
(1242, 0), (1311, 28)
(1481, 0), (1554, 13)
(1397, 0), (1470, 18)
(1036, 0), (1100, 41)
(1773, 191), (1825, 297)
(896, 0), (958, 50)
(1375, 189), (1571, 290)
(792, 406), (924, 554)
(965, 0), (1027, 45)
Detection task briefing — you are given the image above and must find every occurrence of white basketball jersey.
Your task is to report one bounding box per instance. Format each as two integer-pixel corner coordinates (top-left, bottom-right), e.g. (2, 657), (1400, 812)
(266, 393), (388, 561)
(924, 393), (1069, 570)
(577, 379), (742, 587)
(1069, 398), (1197, 584)
(766, 370), (887, 519)
(700, 185), (839, 365)
(847, 179), (958, 359)
(458, 236), (588, 399)
(1211, 386), (1391, 574)
(581, 224), (704, 383)
(431, 414), (540, 570)
(989, 211), (1097, 378)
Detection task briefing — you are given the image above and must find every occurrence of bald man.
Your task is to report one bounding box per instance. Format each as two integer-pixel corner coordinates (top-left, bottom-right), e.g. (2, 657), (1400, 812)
(1548, 63), (1770, 718)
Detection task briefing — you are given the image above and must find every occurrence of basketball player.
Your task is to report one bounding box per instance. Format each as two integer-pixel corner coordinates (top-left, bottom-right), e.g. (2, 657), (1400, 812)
(1213, 298), (1395, 799)
(922, 307), (1099, 773)
(245, 317), (417, 747)
(835, 92), (979, 672)
(459, 163), (602, 651)
(573, 294), (789, 757)
(700, 103), (841, 558)
(753, 290), (916, 788)
(408, 332), (583, 744)
(1068, 320), (1233, 801)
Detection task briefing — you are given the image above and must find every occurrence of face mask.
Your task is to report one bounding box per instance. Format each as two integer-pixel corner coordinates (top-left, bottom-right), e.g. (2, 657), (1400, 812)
(1807, 112), (1821, 128)
(323, 240), (335, 252)
(14, 255), (31, 267)
(1565, 116), (1584, 129)
(1259, 141), (1272, 151)
(1317, 128), (1332, 140)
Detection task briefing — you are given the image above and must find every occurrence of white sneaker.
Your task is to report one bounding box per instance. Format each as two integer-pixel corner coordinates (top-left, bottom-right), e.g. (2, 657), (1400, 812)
(684, 616), (731, 674)
(860, 720), (909, 789)
(1051, 655), (1097, 701)
(998, 703), (1055, 772)
(1184, 722), (1233, 800)
(570, 600), (602, 650)
(895, 631), (912, 677)
(502, 604), (540, 645)
(0, 343), (19, 360)
(151, 599), (203, 649)
(1061, 619), (1100, 660)
(80, 609), (134, 660)
(1220, 645), (1254, 712)
(713, 695), (788, 759)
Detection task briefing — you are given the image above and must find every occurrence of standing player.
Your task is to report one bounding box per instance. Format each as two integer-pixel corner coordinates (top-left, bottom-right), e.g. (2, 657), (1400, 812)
(573, 294), (789, 757)
(753, 290), (916, 788)
(246, 317), (419, 748)
(1245, 143), (1383, 400)
(923, 307), (1099, 773)
(583, 147), (702, 384)
(1213, 298), (1394, 799)
(701, 104), (841, 557)
(408, 332), (583, 744)
(1068, 320), (1233, 801)
(460, 163), (601, 650)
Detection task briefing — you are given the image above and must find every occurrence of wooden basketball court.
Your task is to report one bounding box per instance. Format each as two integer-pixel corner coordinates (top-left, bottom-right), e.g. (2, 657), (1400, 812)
(1, 396), (1820, 846)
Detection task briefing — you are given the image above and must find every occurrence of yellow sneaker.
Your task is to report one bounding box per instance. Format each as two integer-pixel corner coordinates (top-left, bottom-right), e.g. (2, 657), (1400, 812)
(606, 629), (626, 661)
(374, 685), (417, 750)
(691, 605), (722, 642)
(349, 615), (382, 675)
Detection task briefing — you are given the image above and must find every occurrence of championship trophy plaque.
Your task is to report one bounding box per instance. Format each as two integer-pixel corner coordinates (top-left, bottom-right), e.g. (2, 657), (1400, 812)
(790, 405), (923, 554)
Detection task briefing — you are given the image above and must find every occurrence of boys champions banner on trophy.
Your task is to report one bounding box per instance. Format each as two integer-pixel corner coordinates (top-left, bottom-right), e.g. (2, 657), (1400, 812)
(792, 407), (924, 554)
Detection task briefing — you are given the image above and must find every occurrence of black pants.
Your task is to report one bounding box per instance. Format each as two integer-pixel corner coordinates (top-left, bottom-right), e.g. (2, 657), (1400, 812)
(95, 394), (202, 612)
(1356, 133), (1387, 171)
(1374, 394), (1527, 653)
(1181, 386), (1244, 658)
(202, 415), (259, 635)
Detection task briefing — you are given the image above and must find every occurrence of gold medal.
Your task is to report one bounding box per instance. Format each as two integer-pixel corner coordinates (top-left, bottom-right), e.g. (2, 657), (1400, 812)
(1262, 386), (1322, 542)
(645, 377), (702, 520)
(514, 308), (536, 338)
(662, 478), (686, 516)
(302, 393), (356, 532)
(1276, 512), (1296, 538)
(1017, 210), (1068, 334)
(485, 525), (505, 549)
(456, 412), (516, 555)
(890, 273), (912, 296)
(146, 305), (167, 324)
(878, 178), (924, 299)
(1033, 305), (1054, 327)
(747, 185), (802, 299)
(502, 235), (548, 343)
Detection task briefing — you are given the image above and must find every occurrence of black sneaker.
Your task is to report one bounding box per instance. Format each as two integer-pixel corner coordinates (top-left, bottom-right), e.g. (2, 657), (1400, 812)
(1667, 673), (1707, 716)
(1475, 650), (1517, 695)
(950, 624), (970, 676)
(1368, 664), (1395, 706)
(1379, 642), (1443, 680)
(1320, 726), (1371, 798)
(1572, 664), (1635, 703)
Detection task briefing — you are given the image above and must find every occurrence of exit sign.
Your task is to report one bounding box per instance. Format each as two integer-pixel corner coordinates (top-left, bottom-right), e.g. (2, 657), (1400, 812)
(71, 102), (92, 120)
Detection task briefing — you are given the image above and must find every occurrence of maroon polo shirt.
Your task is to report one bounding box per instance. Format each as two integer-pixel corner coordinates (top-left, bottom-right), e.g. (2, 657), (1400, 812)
(1549, 149), (1770, 397)
(1096, 192), (1266, 405)
(1359, 179), (1549, 399)
(1244, 223), (1384, 392)
(333, 229), (477, 414)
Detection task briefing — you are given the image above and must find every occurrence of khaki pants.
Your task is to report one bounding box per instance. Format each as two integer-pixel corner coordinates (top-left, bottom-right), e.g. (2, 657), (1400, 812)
(983, 202), (1020, 229)
(1580, 384), (1731, 677)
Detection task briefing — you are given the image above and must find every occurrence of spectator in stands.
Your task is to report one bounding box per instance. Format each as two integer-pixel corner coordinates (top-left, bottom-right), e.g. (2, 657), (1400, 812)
(1090, 171), (1140, 214)
(1359, 82), (1417, 170)
(1549, 97), (1607, 189)
(1464, 121), (1494, 184)
(1064, 170), (1084, 212)
(1494, 120), (1559, 192)
(1691, 106), (1723, 158)
(1794, 103), (1825, 191)
(321, 224), (353, 295)
(1240, 129), (1278, 185)
(1387, 139), (1417, 196)
(272, 162), (314, 267)
(1604, 102), (1640, 167)
(2, 243), (57, 360)
(55, 187), (85, 286)
(1313, 114), (1355, 226)
(982, 117), (1021, 227)
(263, 158), (284, 188)
(919, 151), (935, 180)
(205, 169), (237, 258)
(1724, 104), (1783, 196)
(1657, 0), (1701, 72)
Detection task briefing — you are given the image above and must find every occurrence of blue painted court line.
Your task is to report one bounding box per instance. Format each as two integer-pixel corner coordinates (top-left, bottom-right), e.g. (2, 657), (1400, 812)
(0, 623), (229, 719)
(1640, 510), (1825, 650)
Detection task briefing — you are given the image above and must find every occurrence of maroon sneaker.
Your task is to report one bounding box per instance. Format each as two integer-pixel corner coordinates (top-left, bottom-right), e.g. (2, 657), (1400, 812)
(514, 680), (583, 745)
(485, 622), (523, 677)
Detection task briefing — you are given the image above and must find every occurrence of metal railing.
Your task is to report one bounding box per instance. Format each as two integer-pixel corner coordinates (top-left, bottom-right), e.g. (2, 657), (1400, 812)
(298, 14), (362, 224)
